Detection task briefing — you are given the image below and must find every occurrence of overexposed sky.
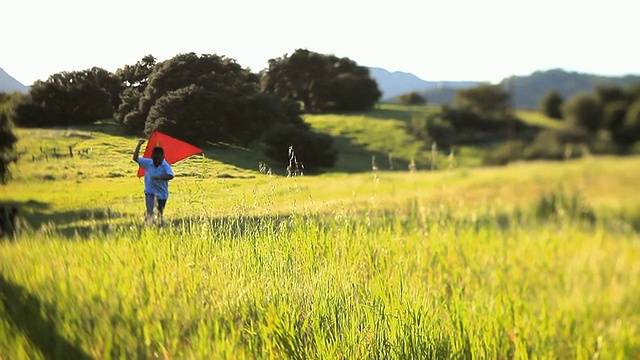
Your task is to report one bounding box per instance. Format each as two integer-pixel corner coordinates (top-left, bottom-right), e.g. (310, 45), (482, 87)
(3, 0), (639, 86)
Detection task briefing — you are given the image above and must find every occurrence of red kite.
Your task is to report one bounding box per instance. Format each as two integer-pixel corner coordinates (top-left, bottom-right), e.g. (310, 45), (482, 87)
(137, 130), (204, 177)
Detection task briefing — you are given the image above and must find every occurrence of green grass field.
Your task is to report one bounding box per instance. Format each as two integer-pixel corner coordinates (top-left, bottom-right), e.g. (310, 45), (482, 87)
(1, 114), (640, 358)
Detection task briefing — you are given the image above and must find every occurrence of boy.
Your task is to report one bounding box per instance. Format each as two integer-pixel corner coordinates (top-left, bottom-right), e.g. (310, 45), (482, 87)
(133, 140), (174, 224)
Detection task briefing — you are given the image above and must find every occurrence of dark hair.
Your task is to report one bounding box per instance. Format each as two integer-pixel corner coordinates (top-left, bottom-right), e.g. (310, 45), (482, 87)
(152, 147), (164, 156)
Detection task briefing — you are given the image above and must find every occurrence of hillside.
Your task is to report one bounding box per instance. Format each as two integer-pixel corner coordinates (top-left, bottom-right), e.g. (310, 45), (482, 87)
(5, 105), (567, 183)
(4, 122), (640, 233)
(0, 67), (29, 93)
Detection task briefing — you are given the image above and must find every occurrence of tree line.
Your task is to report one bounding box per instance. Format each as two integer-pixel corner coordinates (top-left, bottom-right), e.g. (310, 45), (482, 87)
(538, 85), (640, 152)
(0, 49), (382, 181)
(403, 80), (640, 166)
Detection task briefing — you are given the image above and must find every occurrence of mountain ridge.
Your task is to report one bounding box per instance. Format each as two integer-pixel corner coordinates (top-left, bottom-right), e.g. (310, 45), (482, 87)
(369, 67), (640, 109)
(368, 67), (478, 100)
(0, 67), (29, 93)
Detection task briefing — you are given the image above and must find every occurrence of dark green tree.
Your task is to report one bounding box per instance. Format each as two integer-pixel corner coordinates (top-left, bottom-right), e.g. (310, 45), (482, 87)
(136, 53), (264, 142)
(117, 55), (156, 90)
(613, 100), (640, 149)
(14, 68), (121, 127)
(595, 84), (627, 105)
(410, 113), (454, 148)
(562, 92), (603, 133)
(0, 104), (18, 184)
(397, 91), (427, 105)
(115, 55), (156, 131)
(118, 52), (338, 170)
(538, 90), (564, 119)
(262, 49), (380, 112)
(625, 83), (640, 102)
(603, 101), (628, 135)
(454, 84), (511, 118)
(440, 84), (523, 141)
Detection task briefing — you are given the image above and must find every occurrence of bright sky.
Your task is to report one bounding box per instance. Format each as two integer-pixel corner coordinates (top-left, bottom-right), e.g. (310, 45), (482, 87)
(3, 0), (639, 86)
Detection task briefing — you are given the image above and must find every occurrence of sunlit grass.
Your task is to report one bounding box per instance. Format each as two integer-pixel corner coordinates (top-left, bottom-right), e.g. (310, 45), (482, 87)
(1, 195), (639, 358)
(517, 110), (566, 129)
(1, 126), (640, 359)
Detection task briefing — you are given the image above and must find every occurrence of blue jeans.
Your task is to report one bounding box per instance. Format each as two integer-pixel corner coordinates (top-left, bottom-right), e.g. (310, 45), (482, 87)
(145, 193), (167, 218)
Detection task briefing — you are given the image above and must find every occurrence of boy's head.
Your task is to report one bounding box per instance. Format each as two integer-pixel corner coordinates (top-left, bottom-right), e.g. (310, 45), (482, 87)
(152, 147), (164, 165)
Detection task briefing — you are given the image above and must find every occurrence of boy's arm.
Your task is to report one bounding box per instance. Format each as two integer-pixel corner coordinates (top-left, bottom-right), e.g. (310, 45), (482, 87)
(153, 174), (174, 181)
(132, 139), (145, 162)
(152, 163), (174, 181)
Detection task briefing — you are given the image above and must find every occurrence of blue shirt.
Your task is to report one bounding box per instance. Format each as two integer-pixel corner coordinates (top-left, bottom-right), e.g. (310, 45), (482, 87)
(137, 158), (174, 200)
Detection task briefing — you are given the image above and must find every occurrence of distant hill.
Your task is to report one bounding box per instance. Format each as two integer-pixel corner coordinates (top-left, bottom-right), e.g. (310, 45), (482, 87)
(368, 67), (478, 101)
(502, 69), (640, 109)
(0, 67), (28, 93)
(370, 67), (640, 109)
(419, 69), (640, 109)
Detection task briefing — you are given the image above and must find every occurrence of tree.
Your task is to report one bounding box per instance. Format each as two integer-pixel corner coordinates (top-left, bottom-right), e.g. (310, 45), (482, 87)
(134, 53), (272, 143)
(0, 103), (18, 184)
(538, 90), (563, 119)
(117, 55), (156, 90)
(410, 112), (454, 147)
(625, 83), (640, 102)
(439, 84), (521, 142)
(115, 52), (338, 170)
(397, 91), (427, 105)
(317, 74), (380, 111)
(115, 55), (157, 132)
(595, 84), (627, 105)
(454, 84), (510, 119)
(262, 49), (381, 112)
(14, 68), (121, 127)
(562, 92), (603, 133)
(613, 100), (640, 149)
(603, 100), (628, 135)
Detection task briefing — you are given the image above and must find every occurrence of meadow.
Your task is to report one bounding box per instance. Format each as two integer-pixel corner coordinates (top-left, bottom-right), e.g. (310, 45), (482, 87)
(1, 112), (640, 359)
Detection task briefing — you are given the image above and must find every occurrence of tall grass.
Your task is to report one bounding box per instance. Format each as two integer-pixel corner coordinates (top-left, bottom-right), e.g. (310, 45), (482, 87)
(1, 184), (639, 358)
(2, 128), (640, 358)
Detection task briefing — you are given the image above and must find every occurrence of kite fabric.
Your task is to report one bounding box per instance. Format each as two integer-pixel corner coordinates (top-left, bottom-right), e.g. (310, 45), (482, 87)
(137, 130), (204, 177)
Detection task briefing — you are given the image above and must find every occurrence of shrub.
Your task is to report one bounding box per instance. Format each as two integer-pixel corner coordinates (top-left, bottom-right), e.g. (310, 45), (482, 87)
(397, 92), (427, 105)
(482, 141), (523, 166)
(538, 90), (564, 119)
(523, 128), (590, 160)
(562, 92), (603, 133)
(410, 113), (455, 148)
(262, 124), (338, 172)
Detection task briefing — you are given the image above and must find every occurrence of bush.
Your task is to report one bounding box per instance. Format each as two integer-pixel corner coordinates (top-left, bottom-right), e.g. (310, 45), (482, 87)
(262, 124), (338, 172)
(0, 111), (18, 184)
(614, 100), (640, 149)
(523, 128), (590, 160)
(397, 92), (427, 105)
(538, 90), (563, 119)
(562, 92), (603, 133)
(14, 103), (65, 127)
(410, 113), (455, 148)
(523, 130), (565, 160)
(482, 141), (523, 166)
